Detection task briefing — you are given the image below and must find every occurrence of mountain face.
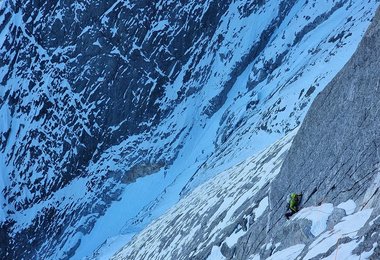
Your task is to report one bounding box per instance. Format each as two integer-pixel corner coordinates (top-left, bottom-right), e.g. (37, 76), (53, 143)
(0, 0), (378, 259)
(113, 7), (380, 260)
(112, 131), (296, 260)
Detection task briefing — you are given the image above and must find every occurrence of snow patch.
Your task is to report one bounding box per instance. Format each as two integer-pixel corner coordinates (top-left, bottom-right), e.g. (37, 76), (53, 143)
(337, 200), (356, 215)
(320, 238), (377, 260)
(293, 203), (334, 236)
(267, 244), (305, 260)
(225, 229), (246, 247)
(206, 246), (226, 260)
(305, 208), (373, 259)
(247, 254), (260, 260)
(254, 196), (269, 221)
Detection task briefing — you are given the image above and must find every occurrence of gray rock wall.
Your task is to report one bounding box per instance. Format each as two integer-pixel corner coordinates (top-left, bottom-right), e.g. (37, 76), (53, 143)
(263, 5), (380, 260)
(270, 4), (380, 228)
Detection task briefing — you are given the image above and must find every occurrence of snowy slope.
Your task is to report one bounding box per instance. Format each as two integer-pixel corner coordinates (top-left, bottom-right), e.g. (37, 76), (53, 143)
(112, 6), (380, 259)
(112, 133), (294, 259)
(112, 133), (379, 260)
(96, 1), (378, 258)
(0, 0), (379, 259)
(111, 131), (296, 260)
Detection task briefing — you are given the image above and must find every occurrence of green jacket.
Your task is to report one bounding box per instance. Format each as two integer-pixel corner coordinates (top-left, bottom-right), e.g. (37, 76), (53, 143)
(289, 193), (302, 212)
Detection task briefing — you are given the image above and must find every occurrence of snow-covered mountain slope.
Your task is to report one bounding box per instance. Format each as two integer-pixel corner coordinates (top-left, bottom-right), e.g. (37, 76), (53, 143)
(112, 7), (380, 259)
(111, 130), (296, 260)
(0, 0), (379, 259)
(112, 135), (377, 260)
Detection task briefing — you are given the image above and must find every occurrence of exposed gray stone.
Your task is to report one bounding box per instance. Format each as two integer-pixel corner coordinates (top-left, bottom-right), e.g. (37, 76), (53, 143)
(257, 5), (380, 260)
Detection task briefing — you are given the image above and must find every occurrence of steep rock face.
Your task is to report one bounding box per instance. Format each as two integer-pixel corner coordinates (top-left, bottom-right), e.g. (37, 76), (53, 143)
(0, 0), (232, 210)
(0, 0), (379, 259)
(112, 5), (380, 260)
(265, 5), (380, 259)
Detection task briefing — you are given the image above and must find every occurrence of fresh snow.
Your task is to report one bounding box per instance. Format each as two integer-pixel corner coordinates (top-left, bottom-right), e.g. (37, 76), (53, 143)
(206, 246), (226, 260)
(293, 203), (334, 236)
(267, 244), (305, 260)
(337, 200), (356, 215)
(74, 169), (182, 259)
(253, 196), (269, 221)
(247, 254), (261, 260)
(320, 239), (377, 260)
(224, 229), (246, 247)
(304, 208), (374, 260)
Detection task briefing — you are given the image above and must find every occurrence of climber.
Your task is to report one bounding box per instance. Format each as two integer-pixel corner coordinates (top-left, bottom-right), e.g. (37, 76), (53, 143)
(285, 193), (302, 220)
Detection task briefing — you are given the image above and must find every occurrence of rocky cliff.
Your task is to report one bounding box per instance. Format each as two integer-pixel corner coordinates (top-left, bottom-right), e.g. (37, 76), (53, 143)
(266, 5), (380, 259)
(113, 5), (380, 260)
(0, 0), (379, 259)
